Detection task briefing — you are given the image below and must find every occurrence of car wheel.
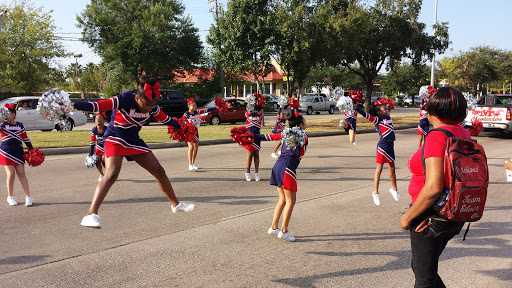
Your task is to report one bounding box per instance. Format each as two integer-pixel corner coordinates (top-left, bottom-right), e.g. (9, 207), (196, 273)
(306, 107), (313, 115)
(315, 111), (320, 115)
(211, 115), (221, 125)
(329, 106), (335, 114)
(59, 118), (74, 131)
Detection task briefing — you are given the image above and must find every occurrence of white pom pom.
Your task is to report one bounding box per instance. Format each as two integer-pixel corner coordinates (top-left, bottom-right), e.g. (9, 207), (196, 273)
(419, 86), (429, 100)
(85, 154), (97, 168)
(336, 96), (354, 114)
(245, 95), (256, 113)
(281, 127), (305, 150)
(37, 88), (74, 123)
(277, 96), (288, 109)
(333, 87), (344, 100)
(463, 92), (477, 110)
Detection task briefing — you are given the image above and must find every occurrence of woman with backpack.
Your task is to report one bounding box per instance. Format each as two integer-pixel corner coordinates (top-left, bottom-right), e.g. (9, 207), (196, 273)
(400, 87), (471, 287)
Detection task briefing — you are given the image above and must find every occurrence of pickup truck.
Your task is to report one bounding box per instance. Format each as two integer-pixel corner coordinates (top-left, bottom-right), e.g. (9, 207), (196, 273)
(157, 89), (211, 118)
(298, 94), (337, 115)
(465, 94), (512, 133)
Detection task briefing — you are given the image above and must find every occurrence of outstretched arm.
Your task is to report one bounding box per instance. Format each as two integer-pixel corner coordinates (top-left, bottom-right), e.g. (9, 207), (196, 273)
(73, 97), (119, 112)
(356, 107), (378, 124)
(254, 133), (282, 141)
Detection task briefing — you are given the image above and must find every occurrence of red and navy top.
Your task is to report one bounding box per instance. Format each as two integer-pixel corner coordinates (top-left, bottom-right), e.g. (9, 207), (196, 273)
(0, 122), (33, 165)
(89, 126), (105, 155)
(356, 107), (395, 142)
(272, 108), (286, 133)
(246, 111), (263, 130)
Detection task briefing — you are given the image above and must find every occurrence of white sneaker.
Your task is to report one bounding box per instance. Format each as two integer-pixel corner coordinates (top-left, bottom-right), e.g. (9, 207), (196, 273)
(188, 164), (194, 171)
(245, 172), (251, 181)
(278, 150), (281, 155)
(254, 173), (260, 181)
(7, 196), (17, 206)
(81, 213), (102, 228)
(98, 175), (103, 182)
(271, 152), (278, 158)
(372, 192), (380, 206)
(353, 139), (357, 145)
(389, 188), (399, 201)
(25, 196), (32, 207)
(268, 227), (280, 237)
(192, 164), (198, 170)
(171, 202), (196, 213)
(278, 231), (296, 242)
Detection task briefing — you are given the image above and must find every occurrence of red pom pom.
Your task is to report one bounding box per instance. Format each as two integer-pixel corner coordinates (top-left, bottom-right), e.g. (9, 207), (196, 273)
(214, 97), (228, 113)
(254, 93), (267, 111)
(469, 119), (483, 136)
(349, 91), (364, 103)
(230, 126), (254, 146)
(427, 85), (437, 97)
(23, 148), (45, 167)
(374, 98), (395, 111)
(167, 116), (198, 142)
(288, 98), (300, 109)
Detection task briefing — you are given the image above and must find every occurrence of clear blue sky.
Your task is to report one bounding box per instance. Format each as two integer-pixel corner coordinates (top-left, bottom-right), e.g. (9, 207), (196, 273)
(26, 0), (512, 67)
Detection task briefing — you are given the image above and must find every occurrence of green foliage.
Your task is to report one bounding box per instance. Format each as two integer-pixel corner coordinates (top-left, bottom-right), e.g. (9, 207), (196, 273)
(0, 0), (67, 93)
(383, 63), (430, 96)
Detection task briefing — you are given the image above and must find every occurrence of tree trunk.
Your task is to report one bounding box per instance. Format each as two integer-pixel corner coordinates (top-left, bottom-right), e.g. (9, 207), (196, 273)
(365, 81), (374, 111)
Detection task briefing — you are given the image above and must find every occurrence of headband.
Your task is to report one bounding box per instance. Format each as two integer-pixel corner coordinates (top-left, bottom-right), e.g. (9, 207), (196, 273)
(143, 82), (161, 100)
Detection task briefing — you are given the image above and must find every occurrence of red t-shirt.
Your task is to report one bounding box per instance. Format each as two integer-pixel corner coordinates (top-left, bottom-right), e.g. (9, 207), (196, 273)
(408, 125), (471, 204)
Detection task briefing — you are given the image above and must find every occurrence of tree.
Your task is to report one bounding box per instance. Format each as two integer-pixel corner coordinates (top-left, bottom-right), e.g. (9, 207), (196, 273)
(0, 0), (67, 93)
(77, 0), (202, 82)
(383, 63), (430, 98)
(208, 0), (277, 93)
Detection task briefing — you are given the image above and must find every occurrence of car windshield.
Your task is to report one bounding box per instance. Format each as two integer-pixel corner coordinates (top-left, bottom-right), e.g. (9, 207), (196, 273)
(300, 96), (314, 102)
(204, 100), (216, 108)
(0, 99), (16, 106)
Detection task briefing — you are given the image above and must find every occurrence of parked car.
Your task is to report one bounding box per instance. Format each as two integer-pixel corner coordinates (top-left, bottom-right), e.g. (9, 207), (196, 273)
(298, 94), (336, 115)
(0, 96), (87, 131)
(465, 94), (512, 133)
(198, 98), (247, 125)
(403, 96), (421, 105)
(263, 94), (279, 109)
(157, 89), (211, 118)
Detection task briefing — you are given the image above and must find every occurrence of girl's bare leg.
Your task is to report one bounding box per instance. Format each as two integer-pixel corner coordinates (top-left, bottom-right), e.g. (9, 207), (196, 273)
(272, 186), (286, 229)
(95, 155), (104, 176)
(187, 142), (194, 165)
(374, 163), (384, 194)
(87, 155), (123, 215)
(281, 189), (296, 233)
(273, 141), (281, 153)
(349, 129), (355, 144)
(246, 150), (253, 173)
(254, 150), (260, 173)
(388, 162), (397, 191)
(418, 134), (423, 148)
(191, 142), (199, 164)
(5, 165), (15, 197)
(14, 164), (30, 197)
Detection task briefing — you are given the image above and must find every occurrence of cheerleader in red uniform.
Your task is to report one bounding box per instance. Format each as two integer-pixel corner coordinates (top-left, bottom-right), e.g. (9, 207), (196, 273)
(356, 101), (399, 206)
(73, 75), (195, 228)
(1, 104), (33, 206)
(271, 108), (286, 158)
(417, 100), (430, 148)
(183, 98), (217, 171)
(341, 109), (358, 145)
(245, 109), (263, 181)
(90, 112), (106, 181)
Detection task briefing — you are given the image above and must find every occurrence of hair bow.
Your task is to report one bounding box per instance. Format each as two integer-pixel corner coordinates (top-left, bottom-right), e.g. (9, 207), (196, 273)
(295, 111), (300, 117)
(4, 104), (15, 110)
(143, 82), (161, 100)
(96, 112), (107, 118)
(187, 98), (195, 104)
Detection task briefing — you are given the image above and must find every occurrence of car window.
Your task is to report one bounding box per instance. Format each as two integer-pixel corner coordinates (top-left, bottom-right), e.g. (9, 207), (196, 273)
(204, 100), (216, 108)
(497, 96), (512, 106)
(300, 96), (313, 102)
(234, 100), (246, 108)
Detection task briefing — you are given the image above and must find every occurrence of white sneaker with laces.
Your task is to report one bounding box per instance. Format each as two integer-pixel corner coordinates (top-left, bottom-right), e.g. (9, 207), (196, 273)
(268, 227), (280, 237)
(389, 188), (399, 201)
(81, 213), (102, 228)
(25, 196), (32, 207)
(271, 152), (278, 158)
(278, 231), (296, 242)
(98, 175), (103, 182)
(172, 202), (196, 213)
(245, 172), (251, 181)
(372, 192), (380, 206)
(192, 164), (198, 170)
(254, 173), (260, 181)
(7, 196), (17, 206)
(188, 164), (194, 171)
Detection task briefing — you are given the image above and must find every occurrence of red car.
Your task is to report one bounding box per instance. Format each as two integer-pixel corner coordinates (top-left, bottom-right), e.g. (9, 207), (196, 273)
(198, 98), (248, 125)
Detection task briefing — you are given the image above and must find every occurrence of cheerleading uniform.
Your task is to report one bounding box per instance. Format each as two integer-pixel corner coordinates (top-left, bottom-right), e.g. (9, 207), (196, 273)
(183, 108), (217, 142)
(0, 122), (33, 165)
(89, 126), (105, 156)
(356, 107), (395, 163)
(73, 90), (181, 157)
(257, 132), (308, 192)
(343, 110), (358, 133)
(244, 111), (263, 151)
(417, 109), (430, 135)
(272, 109), (286, 134)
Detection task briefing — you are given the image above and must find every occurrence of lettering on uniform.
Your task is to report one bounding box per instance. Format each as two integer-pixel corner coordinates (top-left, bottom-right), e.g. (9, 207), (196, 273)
(5, 125), (22, 131)
(129, 109), (150, 118)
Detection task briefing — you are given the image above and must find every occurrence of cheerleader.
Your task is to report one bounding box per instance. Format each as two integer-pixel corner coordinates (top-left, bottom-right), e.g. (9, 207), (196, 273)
(1, 104), (33, 206)
(257, 111), (308, 241)
(356, 102), (399, 206)
(73, 75), (195, 228)
(341, 109), (358, 145)
(183, 98), (217, 171)
(245, 109), (263, 181)
(90, 112), (106, 181)
(417, 100), (430, 148)
(271, 108), (286, 158)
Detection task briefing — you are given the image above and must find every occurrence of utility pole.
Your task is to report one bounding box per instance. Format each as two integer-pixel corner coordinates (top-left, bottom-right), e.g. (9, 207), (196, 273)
(209, 0), (225, 97)
(74, 53), (82, 79)
(0, 10), (8, 37)
(430, 0), (438, 87)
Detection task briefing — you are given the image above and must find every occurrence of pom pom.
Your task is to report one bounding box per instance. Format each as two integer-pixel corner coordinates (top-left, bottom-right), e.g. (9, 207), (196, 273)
(245, 93), (266, 113)
(463, 92), (477, 110)
(281, 127), (305, 150)
(214, 97), (228, 113)
(277, 96), (288, 109)
(336, 96), (354, 114)
(349, 90), (364, 103)
(469, 119), (483, 136)
(23, 148), (45, 167)
(0, 105), (10, 122)
(288, 98), (300, 109)
(167, 116), (198, 142)
(419, 85), (436, 100)
(85, 154), (97, 168)
(230, 126), (254, 146)
(333, 87), (344, 101)
(375, 98), (395, 111)
(37, 88), (74, 122)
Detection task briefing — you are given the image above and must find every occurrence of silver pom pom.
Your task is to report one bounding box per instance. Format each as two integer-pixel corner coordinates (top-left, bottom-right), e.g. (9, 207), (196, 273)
(37, 88), (74, 123)
(333, 87), (344, 101)
(0, 105), (10, 122)
(463, 92), (477, 110)
(419, 86), (430, 100)
(339, 119), (345, 127)
(277, 96), (288, 109)
(281, 127), (305, 150)
(85, 154), (97, 168)
(336, 96), (354, 114)
(245, 95), (256, 113)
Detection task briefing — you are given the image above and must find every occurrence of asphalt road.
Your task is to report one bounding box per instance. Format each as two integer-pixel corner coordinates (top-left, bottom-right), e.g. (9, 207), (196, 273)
(1, 128), (510, 287)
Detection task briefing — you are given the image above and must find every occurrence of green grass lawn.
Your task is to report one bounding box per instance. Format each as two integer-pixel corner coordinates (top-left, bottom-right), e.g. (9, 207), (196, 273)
(26, 114), (419, 148)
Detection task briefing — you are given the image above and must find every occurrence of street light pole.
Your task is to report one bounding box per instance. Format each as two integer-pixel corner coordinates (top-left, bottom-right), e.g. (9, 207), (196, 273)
(0, 10), (8, 37)
(73, 54), (82, 79)
(430, 0), (438, 87)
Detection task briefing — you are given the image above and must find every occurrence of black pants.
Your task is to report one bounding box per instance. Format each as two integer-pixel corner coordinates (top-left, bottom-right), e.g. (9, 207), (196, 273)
(410, 209), (464, 288)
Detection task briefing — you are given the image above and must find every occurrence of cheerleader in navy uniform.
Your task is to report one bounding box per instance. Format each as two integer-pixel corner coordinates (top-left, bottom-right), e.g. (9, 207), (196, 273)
(341, 109), (358, 145)
(1, 104), (34, 206)
(183, 98), (217, 171)
(244, 109), (263, 181)
(256, 111), (308, 241)
(73, 75), (195, 228)
(271, 108), (286, 158)
(356, 101), (399, 206)
(417, 100), (430, 148)
(90, 112), (106, 181)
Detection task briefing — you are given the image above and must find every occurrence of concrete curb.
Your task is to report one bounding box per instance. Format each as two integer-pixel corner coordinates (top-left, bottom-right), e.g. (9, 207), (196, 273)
(41, 124), (418, 156)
